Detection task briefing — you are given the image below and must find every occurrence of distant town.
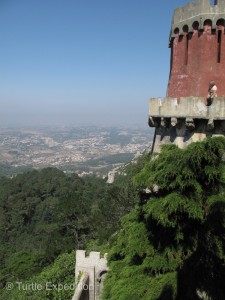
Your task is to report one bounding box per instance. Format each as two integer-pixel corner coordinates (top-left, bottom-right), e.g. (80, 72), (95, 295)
(0, 126), (154, 177)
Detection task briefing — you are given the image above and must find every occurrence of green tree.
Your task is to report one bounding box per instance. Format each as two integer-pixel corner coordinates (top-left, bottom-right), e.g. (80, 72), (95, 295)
(0, 250), (76, 300)
(0, 164), (140, 292)
(103, 137), (225, 300)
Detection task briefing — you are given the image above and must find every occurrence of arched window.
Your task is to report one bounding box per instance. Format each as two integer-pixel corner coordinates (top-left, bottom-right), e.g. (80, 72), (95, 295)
(174, 28), (179, 35)
(216, 18), (225, 29)
(203, 19), (212, 33)
(183, 25), (188, 33)
(192, 21), (199, 31)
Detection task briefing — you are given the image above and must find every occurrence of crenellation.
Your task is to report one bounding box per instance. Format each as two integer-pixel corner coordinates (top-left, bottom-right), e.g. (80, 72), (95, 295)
(148, 97), (225, 151)
(170, 0), (225, 39)
(72, 251), (108, 300)
(149, 97), (225, 120)
(76, 250), (86, 261)
(170, 0), (225, 41)
(89, 252), (101, 260)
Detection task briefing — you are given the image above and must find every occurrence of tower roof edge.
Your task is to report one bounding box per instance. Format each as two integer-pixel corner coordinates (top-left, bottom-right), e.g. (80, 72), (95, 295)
(169, 0), (225, 41)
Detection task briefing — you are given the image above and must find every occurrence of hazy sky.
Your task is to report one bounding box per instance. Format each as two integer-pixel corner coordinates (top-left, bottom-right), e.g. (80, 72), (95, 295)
(0, 0), (189, 127)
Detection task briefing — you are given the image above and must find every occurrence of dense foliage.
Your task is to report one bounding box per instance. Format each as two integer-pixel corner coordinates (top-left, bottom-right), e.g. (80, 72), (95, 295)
(3, 137), (225, 300)
(0, 153), (149, 299)
(103, 137), (225, 300)
(0, 251), (76, 300)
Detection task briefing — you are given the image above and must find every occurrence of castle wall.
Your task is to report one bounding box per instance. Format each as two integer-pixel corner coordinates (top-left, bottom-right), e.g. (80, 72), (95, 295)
(72, 250), (108, 300)
(149, 97), (225, 119)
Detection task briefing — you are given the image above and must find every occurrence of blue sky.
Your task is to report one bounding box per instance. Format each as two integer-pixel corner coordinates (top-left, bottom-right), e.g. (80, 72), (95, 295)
(0, 0), (189, 127)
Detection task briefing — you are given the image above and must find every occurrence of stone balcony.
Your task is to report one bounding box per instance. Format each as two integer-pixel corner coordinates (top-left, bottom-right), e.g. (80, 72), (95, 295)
(148, 97), (225, 131)
(148, 97), (225, 152)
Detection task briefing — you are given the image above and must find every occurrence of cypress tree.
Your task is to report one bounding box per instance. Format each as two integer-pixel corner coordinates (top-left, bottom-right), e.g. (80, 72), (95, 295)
(103, 137), (225, 300)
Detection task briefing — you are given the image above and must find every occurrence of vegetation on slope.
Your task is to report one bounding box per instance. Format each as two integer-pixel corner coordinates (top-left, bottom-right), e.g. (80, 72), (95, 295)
(0, 153), (149, 299)
(103, 137), (225, 300)
(0, 251), (76, 300)
(2, 137), (225, 300)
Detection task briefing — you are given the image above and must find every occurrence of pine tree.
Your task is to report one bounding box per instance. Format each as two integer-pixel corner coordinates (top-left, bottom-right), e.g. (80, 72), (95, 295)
(103, 137), (225, 300)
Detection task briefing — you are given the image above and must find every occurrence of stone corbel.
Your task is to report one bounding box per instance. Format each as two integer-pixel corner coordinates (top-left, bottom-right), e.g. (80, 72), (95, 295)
(161, 117), (169, 128)
(171, 117), (183, 129)
(171, 117), (177, 127)
(221, 121), (225, 132)
(148, 117), (156, 127)
(185, 118), (195, 130)
(207, 118), (214, 131)
(148, 117), (160, 128)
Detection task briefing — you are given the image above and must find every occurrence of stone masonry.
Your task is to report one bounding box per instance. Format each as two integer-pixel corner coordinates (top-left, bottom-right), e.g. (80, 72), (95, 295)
(149, 97), (225, 152)
(72, 251), (108, 300)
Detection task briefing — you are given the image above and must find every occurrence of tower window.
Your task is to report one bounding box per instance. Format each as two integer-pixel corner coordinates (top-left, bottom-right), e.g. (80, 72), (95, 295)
(183, 25), (189, 65)
(218, 30), (222, 63)
(174, 28), (179, 35)
(192, 21), (199, 31)
(185, 35), (189, 65)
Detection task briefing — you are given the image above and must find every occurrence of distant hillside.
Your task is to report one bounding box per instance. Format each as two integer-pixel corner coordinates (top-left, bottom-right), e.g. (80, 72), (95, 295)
(0, 162), (33, 176)
(0, 126), (153, 176)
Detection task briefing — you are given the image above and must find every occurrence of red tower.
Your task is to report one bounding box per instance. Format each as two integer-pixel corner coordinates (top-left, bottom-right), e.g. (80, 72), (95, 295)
(148, 0), (225, 152)
(167, 0), (225, 98)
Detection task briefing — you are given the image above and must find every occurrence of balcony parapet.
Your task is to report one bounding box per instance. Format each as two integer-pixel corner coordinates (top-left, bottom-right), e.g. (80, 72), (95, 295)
(148, 97), (225, 131)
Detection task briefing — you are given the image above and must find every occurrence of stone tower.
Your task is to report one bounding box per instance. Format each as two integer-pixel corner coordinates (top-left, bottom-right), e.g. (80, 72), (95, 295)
(72, 251), (108, 300)
(149, 0), (225, 152)
(168, 0), (225, 97)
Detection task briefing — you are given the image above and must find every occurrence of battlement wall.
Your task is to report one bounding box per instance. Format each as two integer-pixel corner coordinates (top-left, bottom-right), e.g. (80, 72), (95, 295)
(149, 97), (225, 120)
(72, 250), (108, 300)
(170, 0), (225, 38)
(148, 97), (225, 152)
(75, 250), (108, 278)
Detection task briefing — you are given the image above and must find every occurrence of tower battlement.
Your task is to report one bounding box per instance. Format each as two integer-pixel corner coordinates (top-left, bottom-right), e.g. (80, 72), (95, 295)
(72, 251), (108, 300)
(170, 0), (225, 38)
(75, 250), (107, 271)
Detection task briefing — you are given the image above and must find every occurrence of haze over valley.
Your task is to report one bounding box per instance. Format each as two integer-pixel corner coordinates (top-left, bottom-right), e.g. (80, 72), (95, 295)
(0, 125), (153, 176)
